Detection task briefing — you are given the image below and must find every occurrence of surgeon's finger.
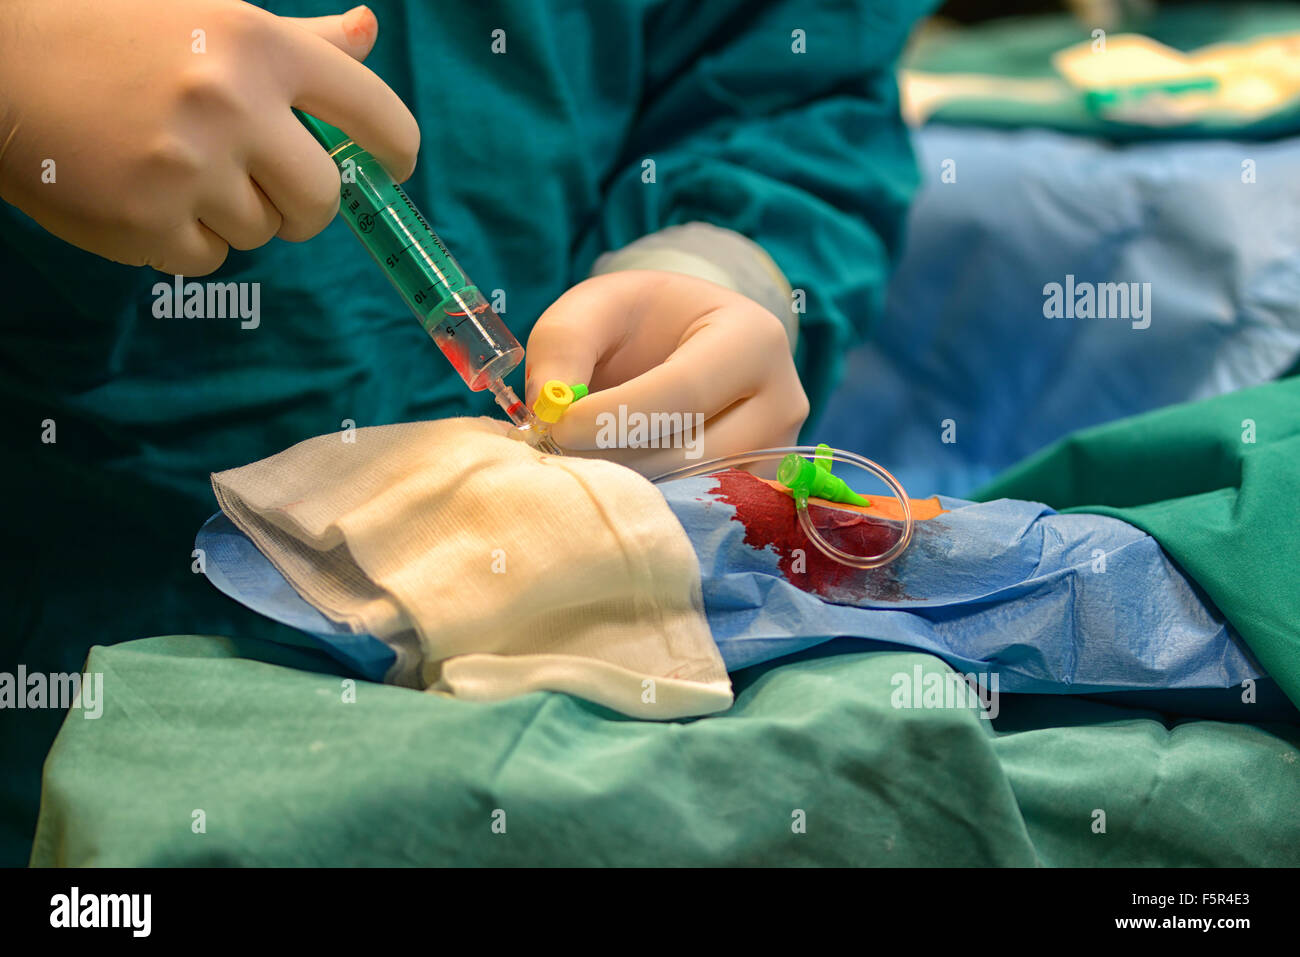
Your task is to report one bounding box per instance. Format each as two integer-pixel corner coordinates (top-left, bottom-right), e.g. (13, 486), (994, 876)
(524, 272), (688, 405)
(549, 310), (782, 450)
(284, 5), (380, 62)
(249, 116), (344, 242)
(196, 176), (283, 251)
(523, 317), (609, 408)
(145, 220), (230, 277)
(281, 15), (420, 181)
(560, 390), (799, 478)
(680, 389), (805, 465)
(524, 278), (664, 406)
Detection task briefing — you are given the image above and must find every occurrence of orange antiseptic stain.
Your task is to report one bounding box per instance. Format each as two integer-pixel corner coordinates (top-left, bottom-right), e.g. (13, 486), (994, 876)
(708, 470), (940, 601)
(756, 478), (945, 521)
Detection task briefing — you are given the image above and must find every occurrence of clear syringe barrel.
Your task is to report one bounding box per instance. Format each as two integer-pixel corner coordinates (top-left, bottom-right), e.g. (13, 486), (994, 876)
(296, 111), (524, 392)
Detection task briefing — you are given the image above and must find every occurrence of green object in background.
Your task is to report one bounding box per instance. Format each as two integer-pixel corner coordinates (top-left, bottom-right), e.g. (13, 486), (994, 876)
(905, 3), (1300, 139)
(976, 376), (1300, 709)
(29, 635), (1300, 866)
(1083, 77), (1219, 114)
(570, 383), (589, 402)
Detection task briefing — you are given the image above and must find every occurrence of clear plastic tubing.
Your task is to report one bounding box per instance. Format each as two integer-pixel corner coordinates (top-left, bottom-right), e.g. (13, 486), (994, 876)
(650, 447), (914, 569)
(295, 110), (559, 454)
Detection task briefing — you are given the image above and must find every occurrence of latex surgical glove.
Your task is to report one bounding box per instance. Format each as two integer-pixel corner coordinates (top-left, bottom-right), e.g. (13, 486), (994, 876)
(525, 270), (810, 476)
(0, 0), (417, 275)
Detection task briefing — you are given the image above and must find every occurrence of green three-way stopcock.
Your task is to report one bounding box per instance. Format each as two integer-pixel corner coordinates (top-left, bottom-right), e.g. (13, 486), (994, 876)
(777, 448), (871, 507)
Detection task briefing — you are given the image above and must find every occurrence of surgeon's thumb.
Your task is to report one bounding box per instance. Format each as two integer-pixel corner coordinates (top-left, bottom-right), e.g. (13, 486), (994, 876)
(286, 5), (380, 62)
(523, 323), (601, 408)
(521, 349), (602, 448)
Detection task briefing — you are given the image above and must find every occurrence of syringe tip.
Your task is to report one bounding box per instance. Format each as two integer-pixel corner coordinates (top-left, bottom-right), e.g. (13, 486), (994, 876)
(489, 380), (530, 428)
(489, 378), (562, 454)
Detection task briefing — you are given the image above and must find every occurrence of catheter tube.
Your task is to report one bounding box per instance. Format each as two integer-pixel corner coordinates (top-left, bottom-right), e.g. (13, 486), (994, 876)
(650, 447), (914, 569)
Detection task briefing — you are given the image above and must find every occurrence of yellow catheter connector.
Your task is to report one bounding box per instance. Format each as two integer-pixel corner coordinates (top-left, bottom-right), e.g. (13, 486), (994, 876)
(532, 380), (576, 423)
(527, 380), (587, 450)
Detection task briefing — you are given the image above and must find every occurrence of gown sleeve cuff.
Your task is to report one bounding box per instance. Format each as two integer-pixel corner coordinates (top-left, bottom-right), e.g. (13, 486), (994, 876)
(590, 222), (797, 351)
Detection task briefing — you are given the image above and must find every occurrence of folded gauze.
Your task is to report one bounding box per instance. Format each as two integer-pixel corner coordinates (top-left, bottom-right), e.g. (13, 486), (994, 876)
(210, 417), (732, 719)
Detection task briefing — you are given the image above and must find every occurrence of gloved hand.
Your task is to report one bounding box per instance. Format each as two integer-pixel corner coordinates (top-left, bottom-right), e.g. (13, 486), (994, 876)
(0, 0), (417, 275)
(525, 270), (810, 476)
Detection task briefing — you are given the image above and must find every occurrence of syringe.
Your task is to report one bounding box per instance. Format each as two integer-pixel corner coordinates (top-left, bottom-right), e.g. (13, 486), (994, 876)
(295, 110), (560, 454)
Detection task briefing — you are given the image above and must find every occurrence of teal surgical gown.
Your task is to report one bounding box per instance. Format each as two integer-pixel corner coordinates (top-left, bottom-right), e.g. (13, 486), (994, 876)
(0, 0), (930, 864)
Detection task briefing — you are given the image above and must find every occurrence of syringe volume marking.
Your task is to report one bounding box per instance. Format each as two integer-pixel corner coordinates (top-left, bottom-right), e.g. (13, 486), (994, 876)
(437, 314), (476, 337)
